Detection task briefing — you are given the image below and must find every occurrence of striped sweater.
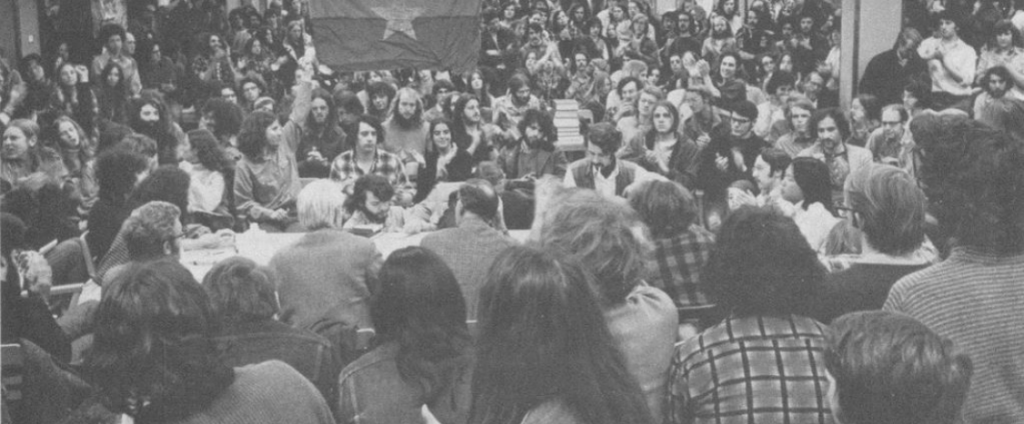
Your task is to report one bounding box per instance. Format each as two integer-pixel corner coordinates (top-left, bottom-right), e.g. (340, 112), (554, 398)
(884, 247), (1024, 424)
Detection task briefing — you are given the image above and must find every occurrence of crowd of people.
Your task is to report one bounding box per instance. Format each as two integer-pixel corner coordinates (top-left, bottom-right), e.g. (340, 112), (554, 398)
(1, 0), (1024, 423)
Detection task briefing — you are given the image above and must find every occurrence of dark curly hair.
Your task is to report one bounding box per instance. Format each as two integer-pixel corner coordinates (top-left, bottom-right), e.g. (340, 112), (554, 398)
(236, 110), (278, 160)
(344, 174), (394, 215)
(84, 259), (234, 422)
(704, 206), (826, 316)
(95, 149), (150, 203)
(186, 128), (232, 174)
(201, 98), (245, 142)
(913, 116), (1024, 254)
(516, 109), (558, 151)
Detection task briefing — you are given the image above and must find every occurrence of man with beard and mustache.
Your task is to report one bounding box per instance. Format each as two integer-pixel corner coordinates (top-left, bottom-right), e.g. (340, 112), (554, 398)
(493, 74), (547, 136)
(497, 109), (568, 181)
(564, 122), (652, 198)
(342, 174), (405, 234)
(129, 95), (184, 165)
(295, 88), (350, 178)
(383, 87), (430, 157)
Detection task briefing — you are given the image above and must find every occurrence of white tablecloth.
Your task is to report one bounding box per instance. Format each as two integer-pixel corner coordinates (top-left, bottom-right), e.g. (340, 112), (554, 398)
(181, 229), (530, 281)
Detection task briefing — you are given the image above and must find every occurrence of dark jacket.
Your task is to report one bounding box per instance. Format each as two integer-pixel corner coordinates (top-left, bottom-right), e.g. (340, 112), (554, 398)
(858, 48), (929, 106)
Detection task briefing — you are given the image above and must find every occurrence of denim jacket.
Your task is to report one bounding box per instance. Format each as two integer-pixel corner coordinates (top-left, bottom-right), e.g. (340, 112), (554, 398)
(212, 319), (340, 403)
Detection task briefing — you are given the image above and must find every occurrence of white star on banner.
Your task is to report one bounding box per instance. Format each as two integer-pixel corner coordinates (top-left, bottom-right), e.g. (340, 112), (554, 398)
(370, 1), (425, 40)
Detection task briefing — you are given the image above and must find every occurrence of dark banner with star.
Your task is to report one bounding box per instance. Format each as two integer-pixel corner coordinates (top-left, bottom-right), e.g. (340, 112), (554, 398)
(309, 0), (481, 72)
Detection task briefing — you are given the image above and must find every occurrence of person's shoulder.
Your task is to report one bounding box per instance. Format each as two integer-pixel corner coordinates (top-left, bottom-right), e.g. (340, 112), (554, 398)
(338, 342), (398, 383)
(567, 157), (589, 169)
(521, 400), (585, 424)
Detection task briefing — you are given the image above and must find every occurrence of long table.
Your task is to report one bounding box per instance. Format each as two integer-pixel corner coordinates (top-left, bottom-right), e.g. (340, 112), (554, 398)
(181, 229), (531, 281)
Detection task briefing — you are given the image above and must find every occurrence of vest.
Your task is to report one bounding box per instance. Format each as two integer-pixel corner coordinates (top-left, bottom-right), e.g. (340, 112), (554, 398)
(570, 160), (638, 196)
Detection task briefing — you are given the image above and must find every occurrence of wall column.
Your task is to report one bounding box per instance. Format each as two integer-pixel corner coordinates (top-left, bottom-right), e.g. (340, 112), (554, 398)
(840, 0), (903, 109)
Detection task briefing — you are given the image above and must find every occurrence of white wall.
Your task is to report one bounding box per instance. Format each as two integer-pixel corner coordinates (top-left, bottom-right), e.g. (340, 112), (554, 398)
(840, 0), (903, 109)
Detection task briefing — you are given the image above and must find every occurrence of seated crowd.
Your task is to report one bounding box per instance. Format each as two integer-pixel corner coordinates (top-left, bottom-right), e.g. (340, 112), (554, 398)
(2, 0), (1024, 423)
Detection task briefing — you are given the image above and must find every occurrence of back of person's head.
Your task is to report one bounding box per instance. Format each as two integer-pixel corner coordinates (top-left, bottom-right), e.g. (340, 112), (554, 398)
(297, 179), (347, 230)
(128, 165), (190, 217)
(621, 60), (648, 79)
(95, 149), (149, 202)
(85, 258), (233, 421)
(97, 121), (134, 154)
(628, 180), (697, 237)
(913, 115), (1024, 253)
(123, 201), (182, 261)
(535, 189), (649, 306)
(587, 122), (623, 155)
(116, 133), (159, 167)
(475, 161), (506, 188)
(791, 157), (834, 213)
(458, 179), (500, 220)
(471, 245), (654, 424)
(372, 247), (470, 389)
(826, 311), (973, 424)
(976, 94), (1024, 141)
(202, 256), (279, 325)
(705, 206), (825, 316)
(186, 129), (231, 174)
(201, 98), (245, 140)
(761, 147), (792, 176)
(845, 164), (925, 255)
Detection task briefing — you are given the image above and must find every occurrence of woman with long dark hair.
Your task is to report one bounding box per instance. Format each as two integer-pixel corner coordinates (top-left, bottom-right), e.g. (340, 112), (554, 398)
(51, 62), (98, 139)
(95, 62), (130, 125)
(415, 118), (474, 203)
(84, 259), (335, 423)
(338, 246), (474, 424)
(469, 246), (655, 424)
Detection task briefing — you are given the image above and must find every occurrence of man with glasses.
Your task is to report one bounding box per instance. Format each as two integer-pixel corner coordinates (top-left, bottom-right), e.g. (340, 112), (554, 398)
(696, 100), (770, 227)
(866, 104), (914, 171)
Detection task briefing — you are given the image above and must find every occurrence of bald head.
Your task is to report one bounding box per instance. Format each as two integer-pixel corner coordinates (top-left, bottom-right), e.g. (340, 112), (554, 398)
(458, 179), (499, 220)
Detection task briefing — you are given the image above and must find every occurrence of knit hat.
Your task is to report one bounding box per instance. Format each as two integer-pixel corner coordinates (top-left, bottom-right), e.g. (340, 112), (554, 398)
(254, 96), (275, 111)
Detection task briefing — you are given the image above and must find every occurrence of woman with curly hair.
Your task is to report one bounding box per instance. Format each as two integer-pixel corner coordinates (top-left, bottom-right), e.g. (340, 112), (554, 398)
(96, 62), (130, 125)
(338, 246), (474, 424)
(233, 110), (302, 232)
(84, 259), (335, 424)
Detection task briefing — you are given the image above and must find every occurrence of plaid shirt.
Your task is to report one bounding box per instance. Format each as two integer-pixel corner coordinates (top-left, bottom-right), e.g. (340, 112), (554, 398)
(329, 149), (409, 188)
(648, 225), (716, 308)
(668, 314), (834, 424)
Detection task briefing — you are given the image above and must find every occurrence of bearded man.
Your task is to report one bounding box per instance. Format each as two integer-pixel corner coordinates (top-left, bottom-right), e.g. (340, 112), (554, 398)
(382, 87), (429, 157)
(496, 108), (568, 181)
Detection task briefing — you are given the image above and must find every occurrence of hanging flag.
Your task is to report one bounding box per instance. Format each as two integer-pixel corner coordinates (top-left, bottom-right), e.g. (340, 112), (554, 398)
(308, 0), (481, 72)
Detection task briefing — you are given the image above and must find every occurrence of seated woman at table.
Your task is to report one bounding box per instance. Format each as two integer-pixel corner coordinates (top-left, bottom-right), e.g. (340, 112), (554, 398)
(270, 179), (381, 332)
(343, 175), (406, 234)
(233, 110), (302, 232)
(337, 246), (473, 424)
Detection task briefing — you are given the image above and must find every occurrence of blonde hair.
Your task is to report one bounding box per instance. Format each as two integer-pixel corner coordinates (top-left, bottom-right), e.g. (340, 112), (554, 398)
(297, 179), (348, 230)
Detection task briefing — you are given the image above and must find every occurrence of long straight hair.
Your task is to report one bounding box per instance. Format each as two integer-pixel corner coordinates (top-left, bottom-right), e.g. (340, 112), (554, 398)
(371, 246), (472, 399)
(469, 246), (655, 424)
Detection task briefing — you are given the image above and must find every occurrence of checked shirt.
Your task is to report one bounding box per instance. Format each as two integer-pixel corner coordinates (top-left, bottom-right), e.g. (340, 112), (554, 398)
(668, 314), (834, 424)
(647, 225), (716, 308)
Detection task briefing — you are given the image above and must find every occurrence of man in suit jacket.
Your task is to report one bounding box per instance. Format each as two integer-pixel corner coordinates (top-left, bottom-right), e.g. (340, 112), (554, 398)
(421, 180), (517, 321)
